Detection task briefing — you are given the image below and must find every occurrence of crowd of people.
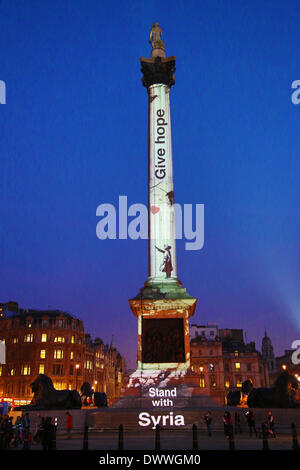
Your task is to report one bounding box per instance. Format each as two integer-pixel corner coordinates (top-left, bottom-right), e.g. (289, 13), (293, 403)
(0, 411), (73, 450)
(203, 409), (276, 439)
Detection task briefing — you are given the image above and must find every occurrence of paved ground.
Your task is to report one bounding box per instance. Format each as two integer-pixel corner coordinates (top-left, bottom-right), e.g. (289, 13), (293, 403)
(9, 429), (298, 451)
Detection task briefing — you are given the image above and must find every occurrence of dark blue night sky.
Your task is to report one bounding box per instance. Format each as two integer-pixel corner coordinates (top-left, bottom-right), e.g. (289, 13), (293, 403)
(1, 0), (300, 367)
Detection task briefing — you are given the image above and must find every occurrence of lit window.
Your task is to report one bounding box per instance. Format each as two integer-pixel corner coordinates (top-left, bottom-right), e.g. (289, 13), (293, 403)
(39, 364), (45, 374)
(12, 337), (19, 344)
(21, 365), (31, 375)
(225, 380), (230, 388)
(71, 336), (75, 343)
(199, 378), (205, 388)
(1, 339), (5, 344)
(0, 365), (2, 376)
(234, 350), (239, 357)
(54, 337), (65, 343)
(235, 362), (241, 370)
(41, 334), (47, 343)
(70, 351), (74, 360)
(24, 334), (33, 343)
(54, 349), (64, 359)
(10, 368), (15, 376)
(236, 378), (242, 387)
(40, 350), (46, 359)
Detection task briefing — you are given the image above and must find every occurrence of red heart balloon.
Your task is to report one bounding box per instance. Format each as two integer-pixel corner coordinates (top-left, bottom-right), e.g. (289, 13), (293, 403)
(151, 205), (160, 214)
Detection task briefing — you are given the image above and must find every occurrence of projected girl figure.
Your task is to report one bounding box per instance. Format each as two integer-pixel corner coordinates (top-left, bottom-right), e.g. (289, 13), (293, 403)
(155, 244), (173, 278)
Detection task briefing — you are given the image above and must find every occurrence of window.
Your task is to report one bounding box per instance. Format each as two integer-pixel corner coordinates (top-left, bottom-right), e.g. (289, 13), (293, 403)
(70, 365), (73, 375)
(247, 363), (252, 371)
(234, 350), (239, 357)
(53, 381), (65, 390)
(225, 380), (230, 388)
(71, 336), (75, 343)
(10, 368), (15, 376)
(84, 360), (93, 370)
(0, 366), (2, 376)
(58, 319), (63, 328)
(40, 350), (46, 359)
(224, 363), (229, 371)
(39, 364), (45, 374)
(236, 377), (242, 387)
(54, 349), (64, 359)
(41, 334), (47, 343)
(12, 337), (19, 344)
(0, 339), (5, 344)
(53, 364), (64, 376)
(24, 334), (33, 343)
(21, 365), (31, 375)
(199, 378), (205, 388)
(54, 336), (65, 343)
(70, 351), (74, 360)
(42, 320), (48, 328)
(235, 362), (241, 370)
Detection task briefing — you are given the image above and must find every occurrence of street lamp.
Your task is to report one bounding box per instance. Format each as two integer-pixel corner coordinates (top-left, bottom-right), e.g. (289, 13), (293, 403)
(282, 364), (287, 371)
(94, 380), (98, 392)
(75, 363), (80, 391)
(199, 366), (204, 388)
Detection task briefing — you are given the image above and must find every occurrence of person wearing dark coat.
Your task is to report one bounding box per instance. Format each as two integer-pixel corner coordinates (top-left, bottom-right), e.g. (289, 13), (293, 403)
(41, 416), (55, 450)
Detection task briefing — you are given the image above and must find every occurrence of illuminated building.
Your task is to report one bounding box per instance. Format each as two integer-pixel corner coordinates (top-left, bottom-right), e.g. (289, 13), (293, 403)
(0, 301), (124, 406)
(190, 326), (269, 405)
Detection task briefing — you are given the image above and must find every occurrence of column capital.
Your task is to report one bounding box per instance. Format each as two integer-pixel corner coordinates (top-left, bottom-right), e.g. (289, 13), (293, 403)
(140, 56), (176, 89)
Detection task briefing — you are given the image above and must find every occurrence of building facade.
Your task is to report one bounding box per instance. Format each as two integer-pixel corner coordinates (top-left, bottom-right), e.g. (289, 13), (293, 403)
(190, 325), (269, 405)
(0, 302), (125, 406)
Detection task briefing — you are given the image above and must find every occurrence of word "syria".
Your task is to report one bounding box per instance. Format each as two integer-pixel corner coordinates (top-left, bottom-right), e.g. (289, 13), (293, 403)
(138, 411), (185, 429)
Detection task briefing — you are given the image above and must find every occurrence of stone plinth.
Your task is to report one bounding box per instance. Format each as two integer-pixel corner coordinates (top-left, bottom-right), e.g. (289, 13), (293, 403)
(129, 296), (196, 370)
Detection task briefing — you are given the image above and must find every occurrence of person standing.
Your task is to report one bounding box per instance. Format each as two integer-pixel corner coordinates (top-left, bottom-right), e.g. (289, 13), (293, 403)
(267, 410), (276, 438)
(234, 412), (242, 434)
(41, 416), (55, 450)
(246, 409), (257, 437)
(204, 411), (212, 437)
(222, 411), (233, 439)
(65, 411), (73, 439)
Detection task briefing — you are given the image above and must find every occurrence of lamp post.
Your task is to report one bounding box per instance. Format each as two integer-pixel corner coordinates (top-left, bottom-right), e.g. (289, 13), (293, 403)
(75, 363), (80, 391)
(199, 366), (204, 388)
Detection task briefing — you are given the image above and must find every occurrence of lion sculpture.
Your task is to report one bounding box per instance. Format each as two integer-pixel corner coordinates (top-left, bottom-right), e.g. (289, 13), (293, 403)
(17, 374), (81, 410)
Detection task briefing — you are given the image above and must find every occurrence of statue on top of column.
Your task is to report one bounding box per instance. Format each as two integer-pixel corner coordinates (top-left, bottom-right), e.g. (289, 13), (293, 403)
(149, 22), (165, 50)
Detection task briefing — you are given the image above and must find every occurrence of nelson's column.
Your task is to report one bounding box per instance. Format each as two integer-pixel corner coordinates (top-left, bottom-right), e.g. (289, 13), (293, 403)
(129, 24), (197, 377)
